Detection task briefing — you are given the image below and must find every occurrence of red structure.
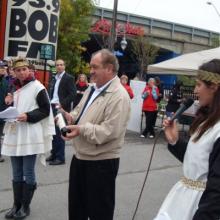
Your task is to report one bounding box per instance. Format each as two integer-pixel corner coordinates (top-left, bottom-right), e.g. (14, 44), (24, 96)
(0, 0), (8, 59)
(91, 18), (144, 37)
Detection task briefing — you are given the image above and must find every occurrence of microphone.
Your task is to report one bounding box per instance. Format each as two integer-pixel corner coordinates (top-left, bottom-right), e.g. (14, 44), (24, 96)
(170, 97), (194, 122)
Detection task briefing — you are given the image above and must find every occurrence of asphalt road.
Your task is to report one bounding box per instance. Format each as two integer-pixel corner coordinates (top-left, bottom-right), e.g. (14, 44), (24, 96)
(0, 130), (183, 220)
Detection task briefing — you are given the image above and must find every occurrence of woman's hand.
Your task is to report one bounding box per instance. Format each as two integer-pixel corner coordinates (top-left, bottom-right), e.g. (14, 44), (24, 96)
(17, 113), (28, 122)
(163, 118), (179, 145)
(5, 93), (13, 105)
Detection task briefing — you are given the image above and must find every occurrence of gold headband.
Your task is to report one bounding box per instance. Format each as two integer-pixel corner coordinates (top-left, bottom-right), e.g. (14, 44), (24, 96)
(197, 70), (220, 84)
(13, 58), (29, 69)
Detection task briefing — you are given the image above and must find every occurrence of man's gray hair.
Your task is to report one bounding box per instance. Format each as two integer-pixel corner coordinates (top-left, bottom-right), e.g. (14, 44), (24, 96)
(92, 49), (119, 74)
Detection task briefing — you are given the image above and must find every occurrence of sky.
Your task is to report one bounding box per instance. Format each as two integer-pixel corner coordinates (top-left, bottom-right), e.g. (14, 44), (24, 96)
(95, 0), (220, 33)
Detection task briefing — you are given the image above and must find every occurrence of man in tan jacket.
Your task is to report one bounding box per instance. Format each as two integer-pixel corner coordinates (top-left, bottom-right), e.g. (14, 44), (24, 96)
(63, 49), (131, 220)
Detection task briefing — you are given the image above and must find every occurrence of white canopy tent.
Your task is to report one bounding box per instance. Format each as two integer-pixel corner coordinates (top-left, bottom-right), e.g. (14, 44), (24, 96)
(148, 46), (220, 76)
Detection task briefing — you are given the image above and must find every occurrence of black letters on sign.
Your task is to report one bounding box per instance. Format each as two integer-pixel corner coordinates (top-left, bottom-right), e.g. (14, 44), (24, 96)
(49, 14), (58, 43)
(8, 40), (28, 56)
(29, 0), (46, 8)
(9, 9), (27, 38)
(9, 0), (59, 60)
(52, 0), (60, 13)
(12, 0), (47, 8)
(12, 0), (26, 6)
(28, 10), (49, 41)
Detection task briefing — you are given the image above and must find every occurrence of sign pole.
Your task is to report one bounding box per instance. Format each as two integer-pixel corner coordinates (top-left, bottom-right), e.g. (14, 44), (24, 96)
(43, 59), (47, 86)
(40, 44), (53, 87)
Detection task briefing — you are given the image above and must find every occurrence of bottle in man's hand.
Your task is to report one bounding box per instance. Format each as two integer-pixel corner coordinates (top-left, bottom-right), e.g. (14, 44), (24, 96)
(56, 112), (71, 137)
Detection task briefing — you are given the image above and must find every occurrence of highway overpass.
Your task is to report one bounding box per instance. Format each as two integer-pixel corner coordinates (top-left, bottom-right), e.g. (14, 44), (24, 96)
(92, 7), (220, 54)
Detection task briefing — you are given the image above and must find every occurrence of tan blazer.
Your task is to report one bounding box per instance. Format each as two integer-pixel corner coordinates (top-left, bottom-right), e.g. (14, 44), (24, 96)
(70, 76), (131, 160)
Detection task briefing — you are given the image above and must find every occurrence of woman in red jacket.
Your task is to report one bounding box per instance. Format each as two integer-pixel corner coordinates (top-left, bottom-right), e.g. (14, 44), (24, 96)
(73, 74), (89, 108)
(120, 75), (134, 99)
(141, 78), (159, 138)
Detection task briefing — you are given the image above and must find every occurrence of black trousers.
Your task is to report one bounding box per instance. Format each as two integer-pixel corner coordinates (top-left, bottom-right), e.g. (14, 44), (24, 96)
(142, 111), (157, 136)
(51, 105), (65, 161)
(69, 155), (119, 220)
(0, 121), (5, 156)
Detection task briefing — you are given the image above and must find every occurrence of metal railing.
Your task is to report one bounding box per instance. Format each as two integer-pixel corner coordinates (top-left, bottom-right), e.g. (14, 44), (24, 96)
(163, 84), (197, 99)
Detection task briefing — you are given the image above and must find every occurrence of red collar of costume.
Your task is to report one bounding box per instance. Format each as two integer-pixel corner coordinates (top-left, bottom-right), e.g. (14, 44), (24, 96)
(13, 76), (35, 90)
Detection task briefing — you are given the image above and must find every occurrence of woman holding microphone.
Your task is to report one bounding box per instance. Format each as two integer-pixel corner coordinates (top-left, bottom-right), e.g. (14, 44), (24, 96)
(154, 59), (220, 220)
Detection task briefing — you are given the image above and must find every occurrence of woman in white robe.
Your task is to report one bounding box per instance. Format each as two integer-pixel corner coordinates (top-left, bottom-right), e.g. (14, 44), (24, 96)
(2, 57), (55, 220)
(154, 59), (220, 220)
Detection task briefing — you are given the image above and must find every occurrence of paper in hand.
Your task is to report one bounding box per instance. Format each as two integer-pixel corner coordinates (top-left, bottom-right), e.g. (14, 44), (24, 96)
(153, 213), (172, 220)
(0, 107), (19, 120)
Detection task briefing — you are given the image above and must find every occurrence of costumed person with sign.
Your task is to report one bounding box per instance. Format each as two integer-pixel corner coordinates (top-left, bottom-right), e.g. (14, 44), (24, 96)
(2, 57), (55, 220)
(154, 59), (220, 220)
(63, 49), (131, 220)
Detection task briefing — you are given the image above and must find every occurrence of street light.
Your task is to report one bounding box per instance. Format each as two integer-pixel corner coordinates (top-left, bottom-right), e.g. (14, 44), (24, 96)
(207, 1), (220, 18)
(120, 36), (127, 50)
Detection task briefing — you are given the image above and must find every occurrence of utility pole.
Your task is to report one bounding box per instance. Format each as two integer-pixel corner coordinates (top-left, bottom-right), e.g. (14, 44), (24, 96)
(109, 0), (118, 51)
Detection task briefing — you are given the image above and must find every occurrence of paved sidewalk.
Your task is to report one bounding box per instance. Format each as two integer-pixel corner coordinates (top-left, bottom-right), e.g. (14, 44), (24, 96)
(0, 130), (183, 220)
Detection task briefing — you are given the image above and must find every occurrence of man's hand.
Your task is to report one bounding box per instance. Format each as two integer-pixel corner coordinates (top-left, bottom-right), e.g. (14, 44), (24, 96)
(62, 125), (80, 140)
(63, 112), (74, 125)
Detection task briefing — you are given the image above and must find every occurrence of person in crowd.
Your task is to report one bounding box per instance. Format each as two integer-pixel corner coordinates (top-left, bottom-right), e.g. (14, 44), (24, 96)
(28, 64), (36, 78)
(88, 74), (95, 86)
(120, 74), (134, 99)
(154, 59), (220, 220)
(6, 65), (16, 85)
(140, 78), (159, 138)
(73, 73), (89, 108)
(0, 60), (8, 162)
(2, 57), (55, 219)
(152, 76), (164, 128)
(165, 80), (183, 117)
(46, 59), (76, 165)
(62, 49), (131, 220)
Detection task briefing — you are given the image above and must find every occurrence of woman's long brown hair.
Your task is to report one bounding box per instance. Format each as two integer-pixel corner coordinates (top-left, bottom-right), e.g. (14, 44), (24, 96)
(190, 59), (220, 142)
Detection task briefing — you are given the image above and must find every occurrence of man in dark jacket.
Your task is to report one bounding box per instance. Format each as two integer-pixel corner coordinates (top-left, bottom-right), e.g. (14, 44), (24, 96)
(0, 60), (8, 162)
(166, 80), (183, 117)
(47, 59), (76, 165)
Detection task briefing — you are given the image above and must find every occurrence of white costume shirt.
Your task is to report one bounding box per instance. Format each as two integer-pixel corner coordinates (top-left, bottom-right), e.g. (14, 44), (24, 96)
(154, 120), (220, 220)
(2, 80), (55, 157)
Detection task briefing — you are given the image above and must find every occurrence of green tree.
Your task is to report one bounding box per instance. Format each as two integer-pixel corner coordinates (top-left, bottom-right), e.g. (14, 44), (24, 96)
(57, 0), (94, 75)
(131, 36), (159, 80)
(178, 75), (196, 86)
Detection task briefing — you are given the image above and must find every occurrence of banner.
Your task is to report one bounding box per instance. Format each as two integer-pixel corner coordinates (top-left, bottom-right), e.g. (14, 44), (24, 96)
(127, 80), (146, 133)
(3, 0), (60, 68)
